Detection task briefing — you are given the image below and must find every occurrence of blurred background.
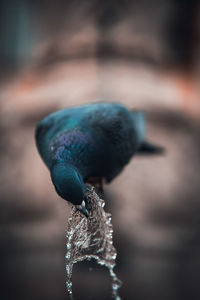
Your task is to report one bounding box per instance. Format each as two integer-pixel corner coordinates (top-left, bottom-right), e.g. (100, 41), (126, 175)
(1, 1), (200, 299)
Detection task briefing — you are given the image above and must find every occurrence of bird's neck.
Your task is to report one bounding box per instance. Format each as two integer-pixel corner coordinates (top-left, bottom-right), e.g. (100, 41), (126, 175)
(52, 145), (73, 165)
(51, 150), (85, 182)
(51, 160), (83, 183)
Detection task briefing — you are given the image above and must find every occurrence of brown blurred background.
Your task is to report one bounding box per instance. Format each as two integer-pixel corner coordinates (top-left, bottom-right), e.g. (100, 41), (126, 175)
(1, 1), (200, 299)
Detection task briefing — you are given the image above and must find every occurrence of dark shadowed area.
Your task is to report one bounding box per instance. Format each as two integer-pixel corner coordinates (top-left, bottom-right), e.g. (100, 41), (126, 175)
(0, 1), (200, 300)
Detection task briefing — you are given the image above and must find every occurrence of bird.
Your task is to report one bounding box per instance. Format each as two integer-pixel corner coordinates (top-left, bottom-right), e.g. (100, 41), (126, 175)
(35, 102), (163, 217)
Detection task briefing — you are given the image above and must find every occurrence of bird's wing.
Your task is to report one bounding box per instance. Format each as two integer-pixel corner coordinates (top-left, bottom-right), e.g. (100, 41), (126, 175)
(86, 104), (132, 144)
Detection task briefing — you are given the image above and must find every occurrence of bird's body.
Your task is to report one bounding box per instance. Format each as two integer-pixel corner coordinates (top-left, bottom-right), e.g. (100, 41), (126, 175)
(35, 102), (162, 211)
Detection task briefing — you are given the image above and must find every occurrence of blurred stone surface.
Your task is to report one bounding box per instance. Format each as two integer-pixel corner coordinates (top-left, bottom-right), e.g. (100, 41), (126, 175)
(1, 1), (200, 300)
(1, 57), (200, 300)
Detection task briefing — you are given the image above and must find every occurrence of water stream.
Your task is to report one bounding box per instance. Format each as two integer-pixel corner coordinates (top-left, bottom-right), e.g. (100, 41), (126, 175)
(65, 184), (122, 299)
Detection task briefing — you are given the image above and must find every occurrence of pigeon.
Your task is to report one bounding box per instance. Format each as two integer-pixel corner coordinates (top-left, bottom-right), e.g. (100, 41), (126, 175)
(35, 102), (163, 216)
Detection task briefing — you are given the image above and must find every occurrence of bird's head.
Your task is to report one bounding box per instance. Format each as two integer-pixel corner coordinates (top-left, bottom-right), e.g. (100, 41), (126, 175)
(51, 163), (88, 217)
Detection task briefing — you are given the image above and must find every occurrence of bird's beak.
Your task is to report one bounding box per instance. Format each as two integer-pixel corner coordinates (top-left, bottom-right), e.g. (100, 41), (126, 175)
(76, 200), (89, 218)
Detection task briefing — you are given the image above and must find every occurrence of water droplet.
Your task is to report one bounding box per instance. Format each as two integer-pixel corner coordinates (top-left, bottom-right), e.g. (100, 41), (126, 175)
(65, 184), (122, 299)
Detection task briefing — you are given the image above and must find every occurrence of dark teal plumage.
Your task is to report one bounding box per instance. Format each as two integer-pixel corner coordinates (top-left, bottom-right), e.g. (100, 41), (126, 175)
(35, 102), (162, 206)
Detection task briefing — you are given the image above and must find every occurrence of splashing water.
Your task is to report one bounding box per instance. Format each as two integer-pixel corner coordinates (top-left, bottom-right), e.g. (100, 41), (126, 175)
(65, 184), (122, 300)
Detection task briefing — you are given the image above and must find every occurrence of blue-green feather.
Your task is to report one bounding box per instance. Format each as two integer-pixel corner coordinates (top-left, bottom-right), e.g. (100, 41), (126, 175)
(35, 102), (147, 182)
